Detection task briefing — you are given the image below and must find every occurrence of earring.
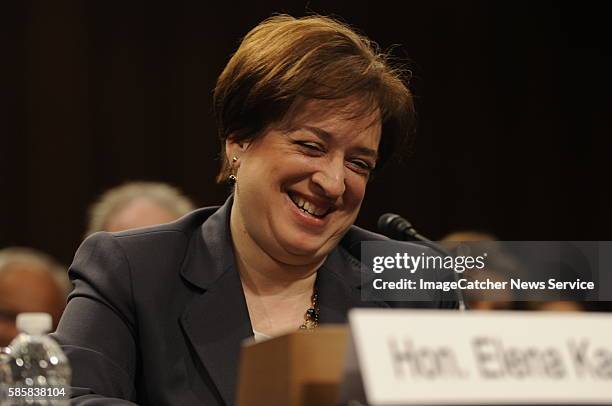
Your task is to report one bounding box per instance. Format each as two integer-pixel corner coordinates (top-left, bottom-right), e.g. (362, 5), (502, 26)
(228, 156), (238, 184)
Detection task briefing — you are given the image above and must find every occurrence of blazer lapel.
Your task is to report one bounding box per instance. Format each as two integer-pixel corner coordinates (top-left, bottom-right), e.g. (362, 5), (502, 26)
(179, 197), (252, 406)
(180, 270), (251, 406)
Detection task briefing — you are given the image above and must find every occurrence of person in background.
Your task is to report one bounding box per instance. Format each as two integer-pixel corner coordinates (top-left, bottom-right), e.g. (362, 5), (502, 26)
(0, 247), (70, 346)
(442, 231), (518, 310)
(86, 181), (196, 235)
(442, 231), (588, 312)
(523, 301), (585, 312)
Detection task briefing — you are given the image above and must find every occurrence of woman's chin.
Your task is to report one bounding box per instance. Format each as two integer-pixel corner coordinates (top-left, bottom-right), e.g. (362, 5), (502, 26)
(279, 235), (329, 259)
(285, 242), (322, 257)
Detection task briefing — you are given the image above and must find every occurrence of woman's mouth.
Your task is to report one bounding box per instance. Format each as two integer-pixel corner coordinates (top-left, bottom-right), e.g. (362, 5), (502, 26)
(287, 192), (331, 218)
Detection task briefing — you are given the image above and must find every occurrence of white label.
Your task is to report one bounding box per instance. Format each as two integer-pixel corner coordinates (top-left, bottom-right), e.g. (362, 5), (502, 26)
(341, 309), (612, 405)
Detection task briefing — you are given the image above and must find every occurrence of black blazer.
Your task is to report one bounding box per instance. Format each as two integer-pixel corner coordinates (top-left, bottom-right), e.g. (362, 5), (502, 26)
(53, 197), (456, 405)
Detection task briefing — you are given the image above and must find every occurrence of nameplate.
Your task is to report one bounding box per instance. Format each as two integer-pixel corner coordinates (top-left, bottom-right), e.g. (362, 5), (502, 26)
(339, 309), (612, 405)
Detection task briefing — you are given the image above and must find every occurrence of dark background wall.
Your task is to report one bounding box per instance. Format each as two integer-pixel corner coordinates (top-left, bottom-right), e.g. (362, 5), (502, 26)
(1, 0), (610, 266)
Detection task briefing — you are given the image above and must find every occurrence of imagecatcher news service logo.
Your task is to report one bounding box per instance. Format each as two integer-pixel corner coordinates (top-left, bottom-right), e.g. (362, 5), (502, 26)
(371, 252), (488, 274)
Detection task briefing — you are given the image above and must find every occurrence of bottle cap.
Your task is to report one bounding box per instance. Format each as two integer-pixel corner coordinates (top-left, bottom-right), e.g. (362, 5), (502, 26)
(16, 313), (52, 335)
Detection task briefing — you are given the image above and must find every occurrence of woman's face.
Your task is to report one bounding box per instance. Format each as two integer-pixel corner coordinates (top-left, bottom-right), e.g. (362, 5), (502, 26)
(228, 99), (381, 265)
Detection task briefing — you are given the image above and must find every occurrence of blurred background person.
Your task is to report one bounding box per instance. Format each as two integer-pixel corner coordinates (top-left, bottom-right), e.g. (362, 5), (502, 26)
(0, 247), (70, 346)
(86, 181), (196, 235)
(442, 232), (590, 312)
(522, 301), (586, 312)
(513, 241), (594, 312)
(442, 231), (520, 311)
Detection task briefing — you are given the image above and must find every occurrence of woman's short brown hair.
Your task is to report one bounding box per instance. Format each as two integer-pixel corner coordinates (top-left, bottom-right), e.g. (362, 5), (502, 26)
(214, 14), (415, 182)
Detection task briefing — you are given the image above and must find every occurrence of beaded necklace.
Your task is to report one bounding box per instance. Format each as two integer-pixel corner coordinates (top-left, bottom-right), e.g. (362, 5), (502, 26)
(298, 289), (319, 329)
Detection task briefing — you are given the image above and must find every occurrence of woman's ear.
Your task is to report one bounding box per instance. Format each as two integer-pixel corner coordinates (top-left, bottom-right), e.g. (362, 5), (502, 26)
(225, 137), (249, 168)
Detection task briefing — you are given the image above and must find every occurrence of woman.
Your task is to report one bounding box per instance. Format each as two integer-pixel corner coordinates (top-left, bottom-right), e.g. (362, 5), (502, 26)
(53, 15), (455, 405)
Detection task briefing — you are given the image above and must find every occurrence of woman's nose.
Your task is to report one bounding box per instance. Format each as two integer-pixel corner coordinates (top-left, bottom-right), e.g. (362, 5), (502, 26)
(311, 158), (346, 199)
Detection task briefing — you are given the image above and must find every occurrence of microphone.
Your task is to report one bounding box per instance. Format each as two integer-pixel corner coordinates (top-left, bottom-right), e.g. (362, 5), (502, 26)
(377, 213), (467, 310)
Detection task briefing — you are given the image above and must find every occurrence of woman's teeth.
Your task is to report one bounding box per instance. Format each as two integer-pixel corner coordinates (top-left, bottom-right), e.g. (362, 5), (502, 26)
(290, 194), (328, 217)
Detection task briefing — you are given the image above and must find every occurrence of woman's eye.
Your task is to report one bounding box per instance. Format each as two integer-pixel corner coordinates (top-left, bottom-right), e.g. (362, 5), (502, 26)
(297, 141), (324, 153)
(350, 159), (374, 172)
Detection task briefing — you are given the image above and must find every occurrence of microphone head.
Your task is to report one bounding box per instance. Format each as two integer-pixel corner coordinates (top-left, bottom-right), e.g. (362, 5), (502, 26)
(377, 213), (413, 240)
(377, 213), (399, 231)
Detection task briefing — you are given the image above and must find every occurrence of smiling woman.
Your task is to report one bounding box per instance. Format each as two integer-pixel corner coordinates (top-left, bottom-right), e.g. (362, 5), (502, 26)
(52, 14), (456, 406)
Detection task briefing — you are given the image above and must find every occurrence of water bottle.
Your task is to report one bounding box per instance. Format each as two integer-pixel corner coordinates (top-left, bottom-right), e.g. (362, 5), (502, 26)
(1, 347), (13, 405)
(7, 313), (71, 405)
